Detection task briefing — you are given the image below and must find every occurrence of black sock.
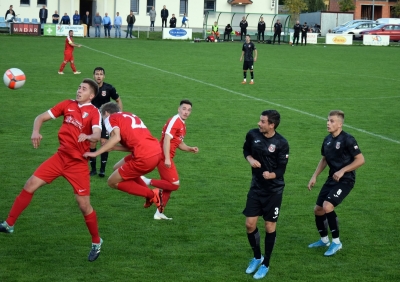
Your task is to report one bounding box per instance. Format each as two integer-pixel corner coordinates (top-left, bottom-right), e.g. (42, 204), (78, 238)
(250, 71), (254, 80)
(247, 228), (262, 259)
(90, 148), (97, 171)
(315, 214), (328, 237)
(263, 231), (276, 267)
(326, 211), (339, 238)
(100, 152), (108, 171)
(243, 71), (247, 79)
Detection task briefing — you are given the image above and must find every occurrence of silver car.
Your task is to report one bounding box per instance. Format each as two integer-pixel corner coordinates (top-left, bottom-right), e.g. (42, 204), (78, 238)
(335, 22), (380, 38)
(332, 20), (373, 33)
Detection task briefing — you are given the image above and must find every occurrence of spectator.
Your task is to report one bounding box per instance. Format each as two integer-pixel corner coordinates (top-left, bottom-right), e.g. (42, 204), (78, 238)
(113, 12), (122, 38)
(5, 5), (16, 20)
(161, 5), (168, 28)
(52, 10), (60, 24)
(73, 10), (80, 25)
(257, 17), (266, 43)
(292, 20), (301, 46)
(169, 14), (176, 28)
(82, 11), (91, 37)
(126, 10), (135, 39)
(181, 13), (188, 28)
(301, 22), (309, 46)
(211, 21), (220, 39)
(39, 5), (48, 24)
(93, 12), (102, 38)
(103, 12), (111, 38)
(240, 16), (248, 41)
(149, 6), (156, 31)
(273, 19), (282, 45)
(224, 23), (232, 41)
(60, 13), (71, 25)
(6, 12), (15, 23)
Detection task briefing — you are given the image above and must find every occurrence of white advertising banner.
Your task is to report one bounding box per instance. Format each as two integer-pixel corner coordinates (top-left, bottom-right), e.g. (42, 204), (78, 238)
(55, 25), (84, 37)
(162, 28), (192, 40)
(325, 33), (353, 45)
(289, 32), (318, 44)
(363, 35), (390, 46)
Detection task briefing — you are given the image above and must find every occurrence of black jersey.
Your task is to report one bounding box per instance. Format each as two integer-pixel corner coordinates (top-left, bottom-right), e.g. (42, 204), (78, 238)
(321, 130), (361, 182)
(91, 82), (119, 109)
(293, 24), (301, 34)
(274, 23), (282, 32)
(242, 42), (256, 61)
(243, 129), (289, 194)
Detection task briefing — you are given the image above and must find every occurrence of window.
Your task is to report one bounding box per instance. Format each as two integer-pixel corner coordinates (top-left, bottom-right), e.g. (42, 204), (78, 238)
(147, 0), (155, 14)
(180, 0), (188, 16)
(131, 0), (139, 14)
(204, 0), (216, 14)
(20, 0), (30, 5)
(37, 0), (47, 5)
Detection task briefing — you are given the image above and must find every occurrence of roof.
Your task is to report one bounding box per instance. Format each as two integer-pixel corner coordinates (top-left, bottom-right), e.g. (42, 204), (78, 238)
(228, 0), (253, 5)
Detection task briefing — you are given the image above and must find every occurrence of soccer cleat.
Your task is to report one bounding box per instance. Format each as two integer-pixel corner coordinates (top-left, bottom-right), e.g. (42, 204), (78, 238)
(58, 72), (64, 74)
(90, 170), (97, 176)
(98, 170), (105, 178)
(253, 265), (269, 279)
(245, 256), (264, 274)
(0, 221), (14, 233)
(74, 71), (81, 75)
(154, 209), (172, 220)
(88, 238), (103, 262)
(249, 81), (254, 85)
(143, 197), (152, 208)
(308, 239), (330, 248)
(151, 188), (164, 213)
(241, 81), (247, 84)
(324, 242), (342, 256)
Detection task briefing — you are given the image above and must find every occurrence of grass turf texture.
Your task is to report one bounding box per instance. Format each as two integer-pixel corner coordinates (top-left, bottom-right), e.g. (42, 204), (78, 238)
(0, 36), (399, 282)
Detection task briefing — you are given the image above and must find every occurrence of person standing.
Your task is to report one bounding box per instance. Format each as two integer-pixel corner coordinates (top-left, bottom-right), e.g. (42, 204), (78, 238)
(169, 14), (177, 28)
(83, 102), (164, 214)
(126, 11), (135, 38)
(273, 19), (282, 45)
(307, 110), (365, 256)
(5, 5), (16, 21)
(243, 110), (289, 280)
(39, 5), (48, 24)
(292, 20), (301, 46)
(93, 12), (102, 38)
(240, 34), (257, 85)
(301, 22), (309, 46)
(0, 78), (103, 262)
(82, 11), (92, 37)
(161, 5), (169, 28)
(257, 17), (266, 43)
(149, 6), (156, 31)
(141, 100), (199, 220)
(103, 13), (111, 38)
(89, 67), (123, 177)
(52, 10), (60, 24)
(224, 23), (233, 41)
(211, 21), (220, 39)
(60, 13), (71, 25)
(114, 12), (122, 38)
(73, 10), (80, 25)
(240, 16), (248, 41)
(181, 13), (188, 28)
(58, 30), (81, 75)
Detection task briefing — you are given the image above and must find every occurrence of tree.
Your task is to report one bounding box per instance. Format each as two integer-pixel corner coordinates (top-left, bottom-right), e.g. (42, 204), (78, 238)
(393, 0), (400, 17)
(307, 0), (326, 12)
(284, 0), (308, 21)
(338, 0), (355, 12)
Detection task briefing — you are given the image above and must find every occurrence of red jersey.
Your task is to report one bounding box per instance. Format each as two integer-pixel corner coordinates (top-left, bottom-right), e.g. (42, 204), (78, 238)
(64, 35), (74, 53)
(49, 100), (101, 160)
(160, 114), (186, 158)
(104, 112), (161, 159)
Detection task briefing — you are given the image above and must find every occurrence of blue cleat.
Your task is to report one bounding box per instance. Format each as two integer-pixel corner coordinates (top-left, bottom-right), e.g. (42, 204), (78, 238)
(253, 265), (269, 279)
(245, 256), (264, 274)
(308, 239), (330, 248)
(0, 221), (14, 233)
(324, 242), (342, 256)
(88, 238), (103, 262)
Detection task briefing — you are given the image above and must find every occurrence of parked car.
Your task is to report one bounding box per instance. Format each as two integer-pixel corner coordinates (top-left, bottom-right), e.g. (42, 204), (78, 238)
(332, 20), (372, 33)
(359, 24), (400, 41)
(376, 18), (400, 24)
(335, 22), (380, 38)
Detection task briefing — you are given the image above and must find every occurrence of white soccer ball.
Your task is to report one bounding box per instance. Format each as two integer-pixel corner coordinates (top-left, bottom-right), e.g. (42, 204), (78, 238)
(3, 68), (26, 90)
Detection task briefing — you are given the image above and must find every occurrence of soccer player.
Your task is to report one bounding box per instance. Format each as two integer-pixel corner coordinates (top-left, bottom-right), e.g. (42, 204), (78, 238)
(292, 20), (301, 46)
(273, 19), (282, 45)
(307, 110), (365, 256)
(240, 34), (257, 85)
(58, 30), (81, 75)
(0, 79), (103, 262)
(243, 110), (289, 280)
(141, 100), (199, 220)
(89, 67), (123, 177)
(83, 102), (164, 212)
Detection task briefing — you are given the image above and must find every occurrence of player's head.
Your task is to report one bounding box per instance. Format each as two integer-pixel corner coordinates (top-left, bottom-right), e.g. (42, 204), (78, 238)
(277, 19), (280, 23)
(327, 110), (344, 135)
(69, 30), (73, 36)
(245, 34), (251, 43)
(86, 11), (89, 15)
(100, 102), (120, 118)
(296, 20), (299, 24)
(178, 99), (192, 120)
(93, 67), (105, 85)
(258, 110), (281, 134)
(304, 22), (307, 25)
(77, 78), (99, 103)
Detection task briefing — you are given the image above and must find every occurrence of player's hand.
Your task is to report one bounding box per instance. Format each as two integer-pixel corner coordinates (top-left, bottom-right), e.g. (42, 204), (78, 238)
(78, 133), (88, 142)
(332, 170), (344, 182)
(307, 176), (317, 191)
(254, 58), (257, 62)
(164, 159), (171, 168)
(31, 132), (42, 149)
(240, 57), (243, 61)
(83, 152), (96, 158)
(190, 147), (199, 153)
(263, 171), (271, 179)
(249, 159), (261, 168)
(77, 44), (82, 47)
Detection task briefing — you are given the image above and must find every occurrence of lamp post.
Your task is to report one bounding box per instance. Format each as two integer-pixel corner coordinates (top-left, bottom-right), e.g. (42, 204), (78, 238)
(372, 0), (375, 21)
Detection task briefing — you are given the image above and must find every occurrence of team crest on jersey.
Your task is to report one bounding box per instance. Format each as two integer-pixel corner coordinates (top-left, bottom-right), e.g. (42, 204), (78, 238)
(268, 144), (276, 152)
(101, 91), (107, 96)
(336, 142), (341, 149)
(82, 112), (89, 118)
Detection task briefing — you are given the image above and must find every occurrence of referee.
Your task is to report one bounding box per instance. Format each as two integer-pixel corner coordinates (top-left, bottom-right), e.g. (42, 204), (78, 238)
(307, 110), (365, 256)
(243, 110), (289, 280)
(240, 34), (257, 85)
(90, 67), (123, 177)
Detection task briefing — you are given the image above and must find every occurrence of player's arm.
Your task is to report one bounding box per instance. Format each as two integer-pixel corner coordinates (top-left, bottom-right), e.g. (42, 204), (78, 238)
(78, 127), (101, 143)
(178, 141), (198, 153)
(253, 49), (258, 62)
(83, 128), (121, 158)
(308, 156), (328, 190)
(240, 50), (244, 61)
(115, 97), (123, 112)
(333, 153), (365, 182)
(163, 134), (172, 167)
(243, 132), (261, 168)
(31, 111), (53, 149)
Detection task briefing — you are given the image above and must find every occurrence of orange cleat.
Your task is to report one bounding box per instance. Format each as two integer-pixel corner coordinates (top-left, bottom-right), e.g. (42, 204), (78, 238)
(151, 188), (164, 213)
(249, 81), (254, 84)
(241, 81), (247, 84)
(143, 197), (152, 208)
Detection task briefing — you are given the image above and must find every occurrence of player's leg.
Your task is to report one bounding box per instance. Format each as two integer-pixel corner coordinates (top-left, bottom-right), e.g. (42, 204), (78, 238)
(242, 61), (248, 83)
(249, 62), (254, 84)
(309, 183), (331, 248)
(89, 140), (98, 175)
(262, 31), (265, 42)
(273, 32), (276, 44)
(305, 34), (307, 45)
(59, 52), (71, 74)
(277, 33), (281, 44)
(99, 123), (109, 177)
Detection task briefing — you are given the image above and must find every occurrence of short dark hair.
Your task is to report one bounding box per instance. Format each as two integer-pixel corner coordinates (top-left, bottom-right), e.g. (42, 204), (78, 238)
(82, 78), (99, 97)
(329, 110), (344, 122)
(100, 102), (120, 116)
(180, 99), (192, 107)
(93, 67), (105, 75)
(69, 30), (73, 33)
(261, 110), (281, 129)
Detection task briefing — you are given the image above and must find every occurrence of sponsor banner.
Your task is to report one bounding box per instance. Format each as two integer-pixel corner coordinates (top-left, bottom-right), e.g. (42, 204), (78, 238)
(363, 35), (390, 46)
(162, 28), (192, 40)
(325, 33), (353, 45)
(43, 24), (56, 36)
(43, 24), (84, 37)
(289, 32), (318, 44)
(11, 23), (41, 36)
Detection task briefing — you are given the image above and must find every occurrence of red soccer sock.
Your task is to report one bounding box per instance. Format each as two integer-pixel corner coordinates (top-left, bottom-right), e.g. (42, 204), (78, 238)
(70, 62), (77, 72)
(162, 190), (172, 207)
(6, 189), (34, 226)
(117, 180), (154, 198)
(84, 210), (100, 244)
(150, 179), (179, 191)
(59, 62), (67, 72)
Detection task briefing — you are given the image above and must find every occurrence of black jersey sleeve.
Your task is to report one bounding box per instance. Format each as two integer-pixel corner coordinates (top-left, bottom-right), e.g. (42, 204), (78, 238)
(272, 138), (289, 178)
(243, 130), (253, 159)
(110, 86), (119, 101)
(345, 134), (361, 157)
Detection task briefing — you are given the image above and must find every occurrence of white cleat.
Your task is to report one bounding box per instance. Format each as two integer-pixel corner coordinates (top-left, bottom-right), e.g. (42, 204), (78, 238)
(74, 71), (81, 74)
(58, 72), (64, 74)
(154, 209), (172, 220)
(140, 176), (151, 185)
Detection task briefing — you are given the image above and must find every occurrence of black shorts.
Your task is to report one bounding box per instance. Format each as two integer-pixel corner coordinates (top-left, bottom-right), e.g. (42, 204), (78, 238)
(316, 180), (354, 207)
(243, 61), (254, 71)
(243, 189), (283, 222)
(101, 121), (109, 139)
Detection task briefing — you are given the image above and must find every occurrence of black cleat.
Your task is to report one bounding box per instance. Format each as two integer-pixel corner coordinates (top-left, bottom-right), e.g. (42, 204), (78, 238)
(90, 170), (97, 176)
(88, 238), (103, 262)
(0, 221), (14, 233)
(98, 170), (105, 177)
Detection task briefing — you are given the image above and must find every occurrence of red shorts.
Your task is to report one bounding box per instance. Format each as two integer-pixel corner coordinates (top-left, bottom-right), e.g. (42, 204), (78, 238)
(64, 52), (74, 62)
(157, 156), (179, 183)
(34, 151), (90, 196)
(119, 153), (162, 180)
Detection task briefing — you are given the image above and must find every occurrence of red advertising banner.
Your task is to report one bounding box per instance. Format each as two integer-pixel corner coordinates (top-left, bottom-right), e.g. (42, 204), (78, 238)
(11, 23), (41, 36)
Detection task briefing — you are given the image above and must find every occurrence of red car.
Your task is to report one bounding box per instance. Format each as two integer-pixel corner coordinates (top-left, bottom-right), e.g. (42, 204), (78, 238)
(359, 24), (400, 41)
